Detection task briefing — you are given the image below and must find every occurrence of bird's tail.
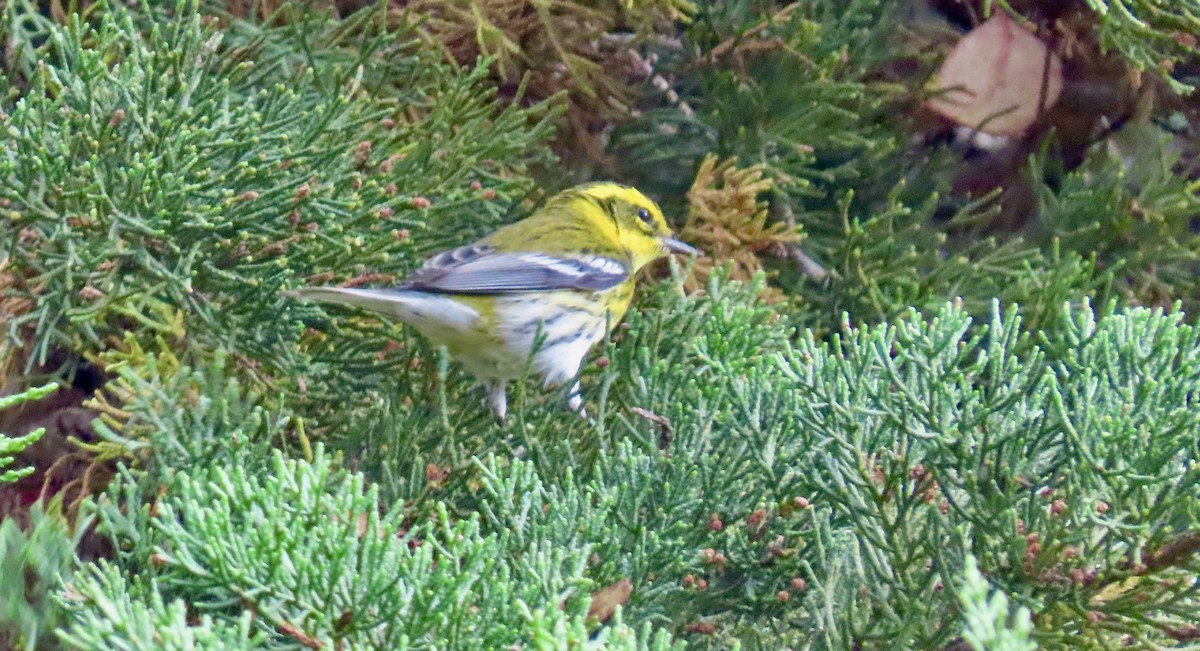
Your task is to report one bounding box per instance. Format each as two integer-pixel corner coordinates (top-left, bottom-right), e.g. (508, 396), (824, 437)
(285, 287), (409, 315)
(284, 286), (480, 331)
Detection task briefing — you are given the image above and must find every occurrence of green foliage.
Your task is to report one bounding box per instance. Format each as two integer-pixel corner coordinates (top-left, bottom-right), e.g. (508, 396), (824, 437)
(0, 0), (554, 417)
(613, 0), (1200, 341)
(1032, 141), (1200, 313)
(616, 0), (903, 208)
(73, 447), (680, 649)
(89, 344), (285, 480)
(1, 1), (1199, 649)
(787, 189), (1107, 337)
(1070, 0), (1200, 93)
(613, 0), (965, 334)
(57, 563), (263, 649)
(957, 554), (1035, 651)
(488, 282), (1200, 648)
(0, 383), (55, 483)
(399, 0), (694, 169)
(0, 501), (84, 650)
(65, 275), (1200, 649)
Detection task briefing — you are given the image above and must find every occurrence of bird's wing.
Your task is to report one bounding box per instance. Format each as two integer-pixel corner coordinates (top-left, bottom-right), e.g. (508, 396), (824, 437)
(402, 245), (629, 294)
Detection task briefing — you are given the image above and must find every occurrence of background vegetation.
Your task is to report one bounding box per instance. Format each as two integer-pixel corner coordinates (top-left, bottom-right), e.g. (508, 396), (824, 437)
(1, 0), (1199, 648)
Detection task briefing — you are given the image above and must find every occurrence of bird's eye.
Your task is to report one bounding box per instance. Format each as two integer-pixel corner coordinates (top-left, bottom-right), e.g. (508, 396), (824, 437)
(637, 208), (653, 224)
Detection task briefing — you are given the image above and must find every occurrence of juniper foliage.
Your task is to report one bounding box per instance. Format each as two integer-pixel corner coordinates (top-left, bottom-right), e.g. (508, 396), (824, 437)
(613, 0), (1200, 336)
(46, 285), (1200, 649)
(0, 383), (54, 484)
(957, 554), (1035, 651)
(0, 1), (1198, 650)
(0, 0), (555, 419)
(0, 501), (84, 650)
(1073, 0), (1200, 93)
(68, 447), (679, 650)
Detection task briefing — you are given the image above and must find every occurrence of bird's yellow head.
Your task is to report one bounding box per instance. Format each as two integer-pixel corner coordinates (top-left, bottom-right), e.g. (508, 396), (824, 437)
(563, 183), (698, 270)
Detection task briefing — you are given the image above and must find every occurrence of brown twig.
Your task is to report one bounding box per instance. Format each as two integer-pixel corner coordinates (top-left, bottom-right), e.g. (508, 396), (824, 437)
(629, 407), (672, 449)
(1140, 531), (1200, 575)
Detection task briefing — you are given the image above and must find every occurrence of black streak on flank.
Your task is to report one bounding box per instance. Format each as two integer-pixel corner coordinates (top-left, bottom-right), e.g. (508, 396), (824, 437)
(514, 313), (558, 336)
(545, 330), (586, 348)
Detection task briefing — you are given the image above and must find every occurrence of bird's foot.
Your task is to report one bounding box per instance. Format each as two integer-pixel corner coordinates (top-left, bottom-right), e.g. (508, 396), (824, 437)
(566, 382), (595, 425)
(486, 381), (508, 424)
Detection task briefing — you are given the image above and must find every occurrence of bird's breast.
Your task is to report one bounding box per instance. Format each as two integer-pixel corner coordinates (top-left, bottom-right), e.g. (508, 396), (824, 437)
(490, 285), (632, 385)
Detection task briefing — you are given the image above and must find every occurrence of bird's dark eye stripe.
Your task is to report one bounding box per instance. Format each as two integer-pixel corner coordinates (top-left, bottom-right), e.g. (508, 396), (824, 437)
(637, 208), (652, 223)
(595, 196), (617, 217)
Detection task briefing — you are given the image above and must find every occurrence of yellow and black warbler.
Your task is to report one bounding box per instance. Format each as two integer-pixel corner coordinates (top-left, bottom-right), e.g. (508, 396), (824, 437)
(287, 182), (697, 420)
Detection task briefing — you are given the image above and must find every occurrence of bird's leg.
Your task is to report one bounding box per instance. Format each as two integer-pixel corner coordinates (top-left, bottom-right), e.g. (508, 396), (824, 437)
(565, 380), (592, 423)
(487, 380), (508, 423)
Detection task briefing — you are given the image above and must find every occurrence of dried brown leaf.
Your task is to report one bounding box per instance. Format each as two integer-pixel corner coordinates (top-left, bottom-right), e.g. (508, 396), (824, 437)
(586, 577), (632, 623)
(926, 13), (1063, 135)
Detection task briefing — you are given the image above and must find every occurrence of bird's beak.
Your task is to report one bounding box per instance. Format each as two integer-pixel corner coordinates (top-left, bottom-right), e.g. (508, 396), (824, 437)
(662, 236), (699, 255)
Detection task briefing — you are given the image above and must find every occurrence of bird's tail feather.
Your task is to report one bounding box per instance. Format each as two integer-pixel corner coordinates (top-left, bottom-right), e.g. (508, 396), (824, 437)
(286, 287), (408, 315)
(285, 287), (479, 331)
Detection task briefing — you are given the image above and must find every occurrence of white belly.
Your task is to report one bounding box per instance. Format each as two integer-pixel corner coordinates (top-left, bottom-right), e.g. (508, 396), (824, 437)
(493, 294), (608, 386)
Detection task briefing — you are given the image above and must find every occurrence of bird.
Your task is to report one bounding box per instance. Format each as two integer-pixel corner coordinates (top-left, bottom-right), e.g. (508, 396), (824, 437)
(286, 182), (697, 421)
